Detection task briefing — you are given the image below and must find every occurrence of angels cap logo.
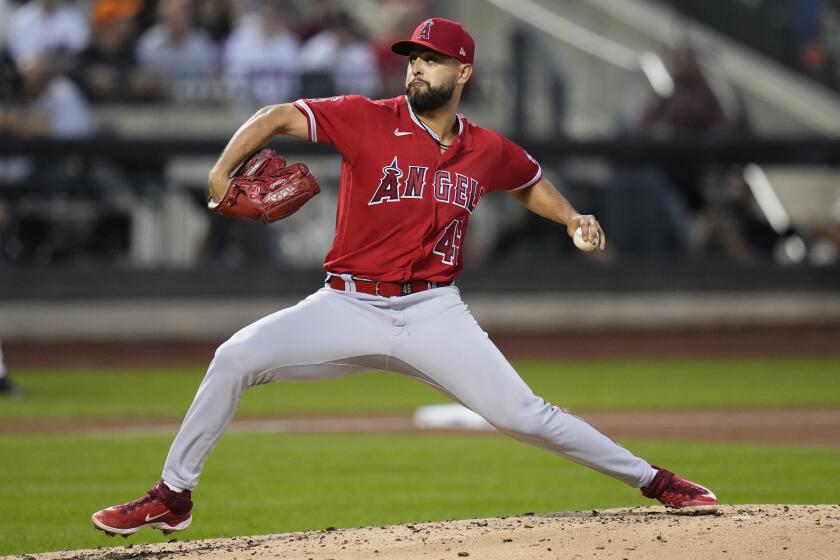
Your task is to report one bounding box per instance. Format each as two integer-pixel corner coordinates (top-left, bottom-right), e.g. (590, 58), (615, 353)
(416, 19), (433, 40)
(390, 18), (476, 65)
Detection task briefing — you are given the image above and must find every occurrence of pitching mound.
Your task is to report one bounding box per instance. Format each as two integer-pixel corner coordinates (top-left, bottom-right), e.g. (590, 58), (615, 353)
(12, 505), (839, 560)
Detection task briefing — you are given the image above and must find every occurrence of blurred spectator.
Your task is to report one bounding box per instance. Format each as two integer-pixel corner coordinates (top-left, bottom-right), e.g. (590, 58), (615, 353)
(0, 53), (93, 190)
(298, 0), (339, 42)
(1, 52), (133, 265)
(223, 0), (299, 106)
(196, 0), (235, 43)
(795, 0), (840, 88)
(74, 0), (161, 102)
(638, 46), (732, 214)
(0, 0), (15, 43)
(137, 0), (218, 99)
(298, 10), (380, 97)
(0, 50), (28, 184)
(633, 45), (786, 262)
(226, 0), (254, 25)
(1, 55), (93, 139)
(796, 0), (829, 79)
(694, 171), (778, 262)
(640, 47), (729, 139)
(6, 0), (89, 67)
(0, 49), (18, 103)
(626, 46), (773, 258)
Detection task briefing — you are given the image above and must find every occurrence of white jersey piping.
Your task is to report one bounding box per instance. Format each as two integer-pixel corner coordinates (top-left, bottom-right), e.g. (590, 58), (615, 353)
(404, 95), (463, 145)
(511, 165), (543, 190)
(294, 100), (318, 143)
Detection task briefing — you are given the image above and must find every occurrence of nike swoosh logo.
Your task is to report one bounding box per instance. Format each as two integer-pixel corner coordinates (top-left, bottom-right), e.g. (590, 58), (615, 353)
(145, 511), (169, 522)
(394, 129), (414, 136)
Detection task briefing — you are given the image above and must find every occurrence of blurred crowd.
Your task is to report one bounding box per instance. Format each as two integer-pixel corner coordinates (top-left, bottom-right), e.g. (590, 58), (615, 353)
(0, 0), (431, 265)
(630, 45), (840, 265)
(498, 41), (840, 267)
(661, 0), (840, 92)
(0, 0), (429, 114)
(633, 46), (773, 262)
(1, 1), (838, 269)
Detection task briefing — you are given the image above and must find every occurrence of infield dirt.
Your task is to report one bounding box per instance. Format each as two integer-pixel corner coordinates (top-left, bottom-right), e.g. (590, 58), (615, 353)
(7, 505), (839, 560)
(5, 409), (840, 447)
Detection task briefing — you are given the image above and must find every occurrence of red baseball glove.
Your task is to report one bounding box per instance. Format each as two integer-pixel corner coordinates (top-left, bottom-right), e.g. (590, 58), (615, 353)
(208, 148), (320, 223)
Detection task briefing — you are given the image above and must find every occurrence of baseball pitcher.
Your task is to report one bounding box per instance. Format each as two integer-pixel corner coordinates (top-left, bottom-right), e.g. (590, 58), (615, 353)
(92, 18), (717, 537)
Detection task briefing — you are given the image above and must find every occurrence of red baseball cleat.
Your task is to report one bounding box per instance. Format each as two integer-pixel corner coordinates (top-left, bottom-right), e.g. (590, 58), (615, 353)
(92, 480), (193, 537)
(641, 466), (718, 511)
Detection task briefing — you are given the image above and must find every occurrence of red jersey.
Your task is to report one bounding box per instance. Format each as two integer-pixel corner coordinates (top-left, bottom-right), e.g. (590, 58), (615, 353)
(293, 95), (541, 282)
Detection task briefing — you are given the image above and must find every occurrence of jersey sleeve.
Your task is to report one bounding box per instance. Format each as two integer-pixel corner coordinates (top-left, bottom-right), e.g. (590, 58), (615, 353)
(292, 95), (370, 163)
(488, 134), (542, 192)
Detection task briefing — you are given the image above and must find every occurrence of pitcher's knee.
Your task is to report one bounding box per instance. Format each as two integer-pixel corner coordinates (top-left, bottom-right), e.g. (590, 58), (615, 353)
(206, 337), (263, 387)
(493, 414), (543, 437)
(489, 399), (562, 438)
(488, 405), (540, 435)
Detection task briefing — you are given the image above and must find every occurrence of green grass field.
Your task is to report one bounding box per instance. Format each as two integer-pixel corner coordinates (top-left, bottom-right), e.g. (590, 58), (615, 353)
(3, 358), (840, 420)
(1, 358), (839, 556)
(2, 434), (839, 556)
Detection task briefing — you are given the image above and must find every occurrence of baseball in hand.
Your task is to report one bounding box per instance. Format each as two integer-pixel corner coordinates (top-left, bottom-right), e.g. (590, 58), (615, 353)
(573, 226), (600, 252)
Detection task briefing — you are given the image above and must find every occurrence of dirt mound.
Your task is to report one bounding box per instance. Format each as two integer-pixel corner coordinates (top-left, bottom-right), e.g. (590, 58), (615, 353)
(9, 505), (839, 560)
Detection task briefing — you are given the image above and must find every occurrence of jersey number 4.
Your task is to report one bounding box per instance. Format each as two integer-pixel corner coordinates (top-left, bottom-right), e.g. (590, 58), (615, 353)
(433, 219), (462, 265)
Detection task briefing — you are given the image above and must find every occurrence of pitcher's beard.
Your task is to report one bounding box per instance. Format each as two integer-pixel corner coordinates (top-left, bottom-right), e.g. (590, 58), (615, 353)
(406, 79), (455, 112)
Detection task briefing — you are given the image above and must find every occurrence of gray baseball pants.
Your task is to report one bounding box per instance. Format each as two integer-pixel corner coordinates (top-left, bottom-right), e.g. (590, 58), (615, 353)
(162, 283), (656, 491)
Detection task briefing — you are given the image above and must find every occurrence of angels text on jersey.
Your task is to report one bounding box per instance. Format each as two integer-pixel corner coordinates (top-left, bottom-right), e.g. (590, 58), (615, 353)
(368, 156), (486, 214)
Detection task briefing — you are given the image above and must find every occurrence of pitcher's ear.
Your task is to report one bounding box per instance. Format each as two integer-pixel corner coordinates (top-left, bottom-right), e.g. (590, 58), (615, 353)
(458, 63), (473, 84)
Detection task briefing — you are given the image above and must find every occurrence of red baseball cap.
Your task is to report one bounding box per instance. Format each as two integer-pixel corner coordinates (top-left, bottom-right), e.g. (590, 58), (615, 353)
(391, 18), (475, 65)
